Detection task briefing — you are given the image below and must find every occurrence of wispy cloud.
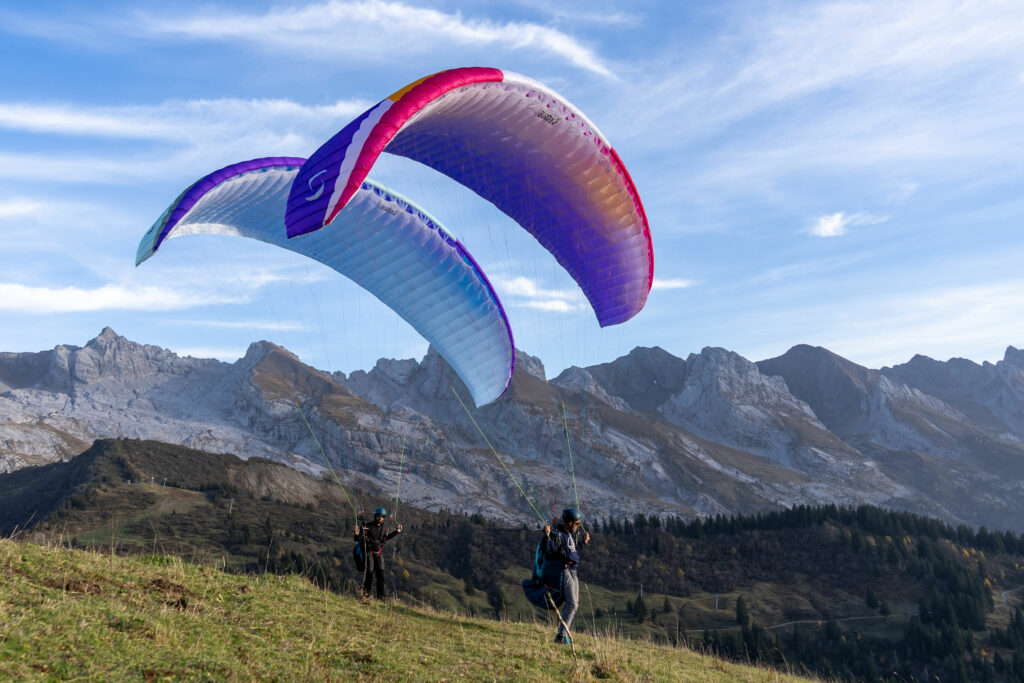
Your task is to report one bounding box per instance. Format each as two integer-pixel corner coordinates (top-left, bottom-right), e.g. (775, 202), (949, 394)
(0, 97), (372, 185)
(0, 103), (180, 140)
(493, 276), (578, 300)
(0, 283), (245, 313)
(0, 98), (368, 141)
(518, 299), (580, 313)
(0, 152), (166, 184)
(490, 275), (586, 313)
(0, 197), (45, 218)
(652, 278), (696, 290)
(612, 1), (1024, 210)
(635, 2), (1024, 134)
(809, 213), (846, 238)
(1, 2), (613, 78)
(171, 319), (306, 332)
(808, 212), (887, 237)
(510, 0), (640, 28)
(136, 1), (614, 78)
(138, 260), (324, 293)
(719, 3), (1023, 119)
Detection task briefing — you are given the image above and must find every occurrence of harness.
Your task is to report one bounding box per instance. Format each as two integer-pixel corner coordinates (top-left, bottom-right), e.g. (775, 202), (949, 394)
(362, 523), (389, 565)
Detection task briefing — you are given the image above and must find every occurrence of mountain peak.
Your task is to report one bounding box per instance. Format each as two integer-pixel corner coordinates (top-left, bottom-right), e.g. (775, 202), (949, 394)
(86, 326), (126, 349)
(624, 345), (677, 365)
(773, 343), (859, 366)
(902, 353), (938, 367)
(514, 349), (545, 381)
(693, 345), (741, 364)
(372, 356), (420, 385)
(585, 345), (688, 413)
(688, 346), (784, 392)
(757, 344), (875, 435)
(242, 340), (296, 365)
(760, 344), (871, 385)
(659, 345), (829, 466)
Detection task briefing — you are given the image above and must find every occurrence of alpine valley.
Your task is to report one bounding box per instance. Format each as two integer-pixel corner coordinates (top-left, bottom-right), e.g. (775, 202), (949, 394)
(2, 328), (1023, 531)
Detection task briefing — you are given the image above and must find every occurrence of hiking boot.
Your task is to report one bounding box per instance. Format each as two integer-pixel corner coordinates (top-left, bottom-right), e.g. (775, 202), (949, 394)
(554, 633), (572, 645)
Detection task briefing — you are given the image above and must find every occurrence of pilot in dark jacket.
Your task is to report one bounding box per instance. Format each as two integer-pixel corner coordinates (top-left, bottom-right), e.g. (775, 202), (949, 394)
(544, 508), (589, 644)
(354, 507), (402, 599)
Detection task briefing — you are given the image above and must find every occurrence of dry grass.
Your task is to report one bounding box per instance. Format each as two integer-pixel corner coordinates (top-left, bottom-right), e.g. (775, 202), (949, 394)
(0, 536), (814, 681)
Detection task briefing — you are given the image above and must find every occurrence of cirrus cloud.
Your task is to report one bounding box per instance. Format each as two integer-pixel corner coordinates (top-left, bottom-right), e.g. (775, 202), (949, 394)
(135, 1), (614, 78)
(808, 212), (887, 237)
(0, 98), (368, 141)
(652, 278), (696, 290)
(0, 197), (45, 219)
(0, 283), (246, 313)
(490, 275), (587, 313)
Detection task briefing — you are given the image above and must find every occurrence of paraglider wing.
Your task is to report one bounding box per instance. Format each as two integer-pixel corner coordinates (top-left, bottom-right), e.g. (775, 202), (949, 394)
(285, 67), (653, 328)
(137, 157), (515, 406)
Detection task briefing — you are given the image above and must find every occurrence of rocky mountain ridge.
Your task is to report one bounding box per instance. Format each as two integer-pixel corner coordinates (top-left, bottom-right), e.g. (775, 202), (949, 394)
(2, 328), (1023, 530)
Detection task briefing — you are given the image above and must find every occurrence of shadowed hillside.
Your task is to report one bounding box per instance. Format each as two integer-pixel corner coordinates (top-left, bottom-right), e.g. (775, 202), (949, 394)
(6, 439), (1024, 681)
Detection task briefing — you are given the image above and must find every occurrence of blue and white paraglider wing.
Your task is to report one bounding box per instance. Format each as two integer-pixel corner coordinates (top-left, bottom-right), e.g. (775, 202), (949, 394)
(137, 157), (514, 406)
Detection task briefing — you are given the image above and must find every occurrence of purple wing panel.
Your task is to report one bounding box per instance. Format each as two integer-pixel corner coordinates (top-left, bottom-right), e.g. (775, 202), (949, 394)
(286, 67), (504, 238)
(285, 67), (652, 327)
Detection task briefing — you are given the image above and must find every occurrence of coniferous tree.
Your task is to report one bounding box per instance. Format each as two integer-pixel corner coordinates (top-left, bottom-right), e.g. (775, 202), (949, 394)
(865, 585), (878, 609)
(736, 596), (750, 628)
(635, 595), (647, 623)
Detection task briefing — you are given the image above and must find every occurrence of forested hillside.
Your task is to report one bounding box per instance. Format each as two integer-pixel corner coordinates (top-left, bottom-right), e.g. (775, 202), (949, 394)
(5, 439), (1024, 681)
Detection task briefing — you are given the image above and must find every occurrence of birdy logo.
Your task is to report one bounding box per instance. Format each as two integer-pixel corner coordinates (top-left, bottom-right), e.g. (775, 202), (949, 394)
(306, 170), (327, 201)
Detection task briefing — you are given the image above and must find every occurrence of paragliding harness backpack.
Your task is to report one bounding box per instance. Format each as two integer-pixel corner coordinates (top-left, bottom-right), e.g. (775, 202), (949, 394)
(521, 533), (565, 610)
(352, 516), (371, 573)
(352, 536), (366, 573)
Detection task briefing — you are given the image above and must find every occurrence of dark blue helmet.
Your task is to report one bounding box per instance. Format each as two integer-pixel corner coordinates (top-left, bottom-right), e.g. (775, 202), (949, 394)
(562, 508), (582, 524)
(373, 506), (387, 518)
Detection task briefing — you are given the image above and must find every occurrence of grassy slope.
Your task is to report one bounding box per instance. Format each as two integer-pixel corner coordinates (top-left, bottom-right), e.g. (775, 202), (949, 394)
(0, 539), (811, 682)
(9, 439), (1022, 671)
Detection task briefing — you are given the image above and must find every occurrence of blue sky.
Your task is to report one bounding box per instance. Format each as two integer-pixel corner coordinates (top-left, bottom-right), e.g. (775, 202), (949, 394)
(1, 0), (1022, 382)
